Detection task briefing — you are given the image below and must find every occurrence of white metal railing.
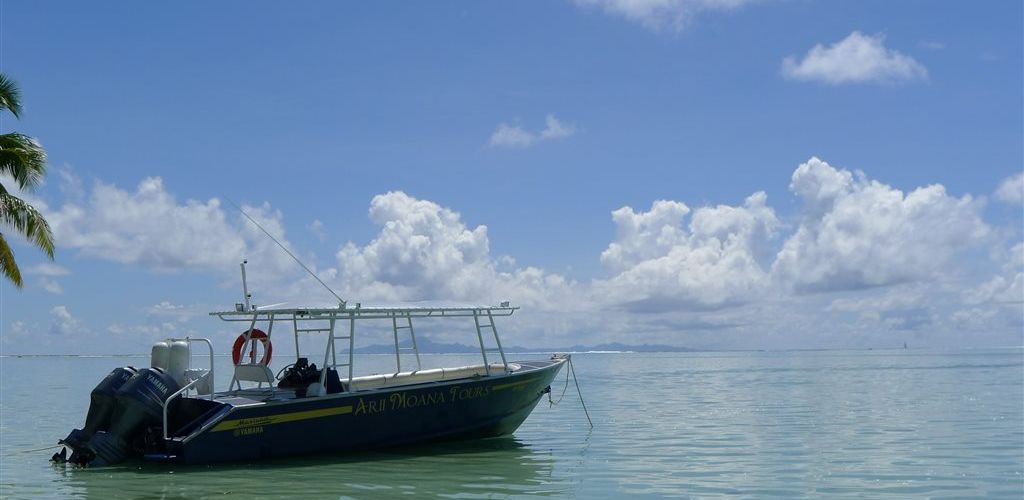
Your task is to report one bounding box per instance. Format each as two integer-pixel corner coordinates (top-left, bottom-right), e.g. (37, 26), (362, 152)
(210, 305), (517, 394)
(161, 337), (215, 440)
(392, 313), (421, 372)
(163, 378), (203, 439)
(474, 309), (509, 375)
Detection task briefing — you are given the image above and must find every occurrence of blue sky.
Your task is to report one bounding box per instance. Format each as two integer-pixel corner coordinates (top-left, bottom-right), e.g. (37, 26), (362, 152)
(1, 0), (1021, 354)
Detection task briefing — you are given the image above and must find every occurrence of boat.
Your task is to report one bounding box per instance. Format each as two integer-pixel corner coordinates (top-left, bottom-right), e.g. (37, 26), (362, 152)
(51, 261), (569, 466)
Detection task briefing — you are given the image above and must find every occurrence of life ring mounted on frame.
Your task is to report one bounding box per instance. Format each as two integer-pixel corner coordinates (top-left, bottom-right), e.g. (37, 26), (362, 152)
(231, 328), (272, 365)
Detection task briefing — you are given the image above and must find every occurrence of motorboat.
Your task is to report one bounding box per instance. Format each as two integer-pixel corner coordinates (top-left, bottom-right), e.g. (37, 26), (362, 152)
(52, 262), (569, 466)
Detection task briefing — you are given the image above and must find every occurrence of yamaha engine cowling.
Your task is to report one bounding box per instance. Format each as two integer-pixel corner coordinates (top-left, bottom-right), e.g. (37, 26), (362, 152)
(61, 367), (180, 467)
(58, 367), (138, 452)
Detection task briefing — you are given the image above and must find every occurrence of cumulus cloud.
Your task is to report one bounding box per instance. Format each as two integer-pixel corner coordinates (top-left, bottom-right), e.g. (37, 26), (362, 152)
(600, 200), (692, 274)
(488, 124), (536, 148)
(42, 176), (302, 286)
(488, 114), (576, 149)
(331, 190), (786, 344)
(826, 284), (938, 332)
(951, 242), (1023, 337)
(8, 158), (1021, 351)
(782, 31), (928, 85)
(309, 219), (327, 241)
(335, 191), (577, 308)
(963, 243), (1023, 306)
(49, 305), (81, 336)
(145, 301), (208, 323)
(571, 0), (756, 32)
(336, 191), (492, 300)
(595, 192), (779, 312)
(39, 279), (63, 294)
(25, 263), (70, 294)
(995, 172), (1023, 205)
(48, 177), (238, 271)
(106, 321), (182, 341)
(772, 157), (989, 292)
(540, 115), (576, 140)
(26, 263), (70, 276)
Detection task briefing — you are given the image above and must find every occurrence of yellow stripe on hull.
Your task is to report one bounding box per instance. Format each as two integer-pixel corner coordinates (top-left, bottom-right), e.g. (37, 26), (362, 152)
(492, 376), (543, 391)
(210, 369), (553, 432)
(211, 405), (353, 432)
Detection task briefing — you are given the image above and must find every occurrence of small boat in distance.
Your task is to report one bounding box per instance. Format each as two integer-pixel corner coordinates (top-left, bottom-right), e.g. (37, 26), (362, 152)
(52, 261), (568, 466)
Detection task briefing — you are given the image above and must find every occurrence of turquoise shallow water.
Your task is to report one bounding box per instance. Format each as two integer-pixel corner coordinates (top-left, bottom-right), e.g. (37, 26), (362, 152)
(1, 350), (1022, 498)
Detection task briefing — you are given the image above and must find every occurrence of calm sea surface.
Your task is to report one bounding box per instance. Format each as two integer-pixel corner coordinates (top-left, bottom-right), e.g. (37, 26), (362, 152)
(1, 350), (1022, 499)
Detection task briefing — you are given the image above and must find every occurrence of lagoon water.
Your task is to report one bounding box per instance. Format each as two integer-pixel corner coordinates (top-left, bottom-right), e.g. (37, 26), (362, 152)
(1, 350), (1022, 498)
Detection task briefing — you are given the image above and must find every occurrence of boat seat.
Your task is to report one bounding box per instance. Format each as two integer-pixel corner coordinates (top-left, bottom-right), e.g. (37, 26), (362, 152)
(234, 364), (275, 384)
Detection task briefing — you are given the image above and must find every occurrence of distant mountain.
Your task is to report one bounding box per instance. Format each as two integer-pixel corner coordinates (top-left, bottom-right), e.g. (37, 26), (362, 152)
(354, 338), (697, 354)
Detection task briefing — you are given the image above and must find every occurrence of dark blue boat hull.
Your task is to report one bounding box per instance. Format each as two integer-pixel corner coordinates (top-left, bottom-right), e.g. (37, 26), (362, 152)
(156, 359), (565, 464)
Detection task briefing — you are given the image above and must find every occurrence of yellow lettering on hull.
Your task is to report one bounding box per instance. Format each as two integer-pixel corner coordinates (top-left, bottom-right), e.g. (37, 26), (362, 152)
(213, 374), (544, 437)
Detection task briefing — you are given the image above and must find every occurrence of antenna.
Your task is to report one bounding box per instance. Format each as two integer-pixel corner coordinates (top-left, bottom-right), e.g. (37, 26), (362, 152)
(227, 198), (346, 308)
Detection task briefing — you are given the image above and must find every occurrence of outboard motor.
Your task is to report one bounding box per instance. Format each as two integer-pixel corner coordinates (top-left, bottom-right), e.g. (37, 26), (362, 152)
(55, 366), (138, 460)
(62, 367), (180, 467)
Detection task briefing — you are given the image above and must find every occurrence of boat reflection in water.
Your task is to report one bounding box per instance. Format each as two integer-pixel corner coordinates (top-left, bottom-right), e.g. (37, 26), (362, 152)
(58, 437), (567, 498)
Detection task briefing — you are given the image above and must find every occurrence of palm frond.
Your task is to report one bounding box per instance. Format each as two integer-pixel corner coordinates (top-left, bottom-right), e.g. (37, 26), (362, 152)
(0, 234), (23, 288)
(0, 192), (54, 259)
(0, 133), (47, 190)
(0, 74), (22, 119)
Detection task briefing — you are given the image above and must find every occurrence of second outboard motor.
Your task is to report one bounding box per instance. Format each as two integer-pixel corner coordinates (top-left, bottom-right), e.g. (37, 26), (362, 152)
(58, 367), (138, 453)
(74, 367), (180, 467)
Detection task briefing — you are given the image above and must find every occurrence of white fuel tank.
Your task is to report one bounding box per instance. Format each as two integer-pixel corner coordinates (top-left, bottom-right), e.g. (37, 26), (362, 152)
(150, 340), (170, 370)
(166, 340), (191, 386)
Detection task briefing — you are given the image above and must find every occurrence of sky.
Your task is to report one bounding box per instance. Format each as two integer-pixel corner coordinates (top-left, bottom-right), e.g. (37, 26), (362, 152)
(0, 0), (1021, 355)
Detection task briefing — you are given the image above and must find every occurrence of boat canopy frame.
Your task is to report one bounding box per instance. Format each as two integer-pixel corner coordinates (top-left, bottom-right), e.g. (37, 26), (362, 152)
(211, 305), (518, 390)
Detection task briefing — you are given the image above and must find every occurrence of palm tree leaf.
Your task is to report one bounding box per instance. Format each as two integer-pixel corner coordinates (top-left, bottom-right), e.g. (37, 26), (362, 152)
(0, 234), (23, 287)
(0, 73), (22, 119)
(0, 133), (47, 190)
(0, 192), (54, 259)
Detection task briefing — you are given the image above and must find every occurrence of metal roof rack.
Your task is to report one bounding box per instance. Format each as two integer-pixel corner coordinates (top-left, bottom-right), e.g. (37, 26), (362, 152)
(211, 304), (518, 390)
(211, 304), (518, 320)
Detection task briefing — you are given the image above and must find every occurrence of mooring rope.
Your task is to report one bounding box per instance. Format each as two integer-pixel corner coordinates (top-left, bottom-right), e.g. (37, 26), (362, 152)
(569, 356), (593, 427)
(548, 358), (572, 406)
(547, 355), (593, 428)
(3, 443), (61, 457)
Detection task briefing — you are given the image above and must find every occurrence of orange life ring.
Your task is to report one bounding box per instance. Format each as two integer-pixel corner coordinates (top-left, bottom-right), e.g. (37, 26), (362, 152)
(232, 329), (273, 365)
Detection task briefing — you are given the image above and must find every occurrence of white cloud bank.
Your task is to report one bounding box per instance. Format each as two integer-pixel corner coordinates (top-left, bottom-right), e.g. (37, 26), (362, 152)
(489, 115), (576, 149)
(335, 191), (578, 309)
(782, 31), (928, 85)
(332, 189), (780, 314)
(26, 263), (70, 276)
(964, 243), (1023, 306)
(13, 157), (1021, 351)
(595, 193), (778, 311)
(42, 176), (307, 289)
(26, 263), (71, 294)
(571, 0), (757, 32)
(773, 157), (989, 292)
(995, 172), (1023, 205)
